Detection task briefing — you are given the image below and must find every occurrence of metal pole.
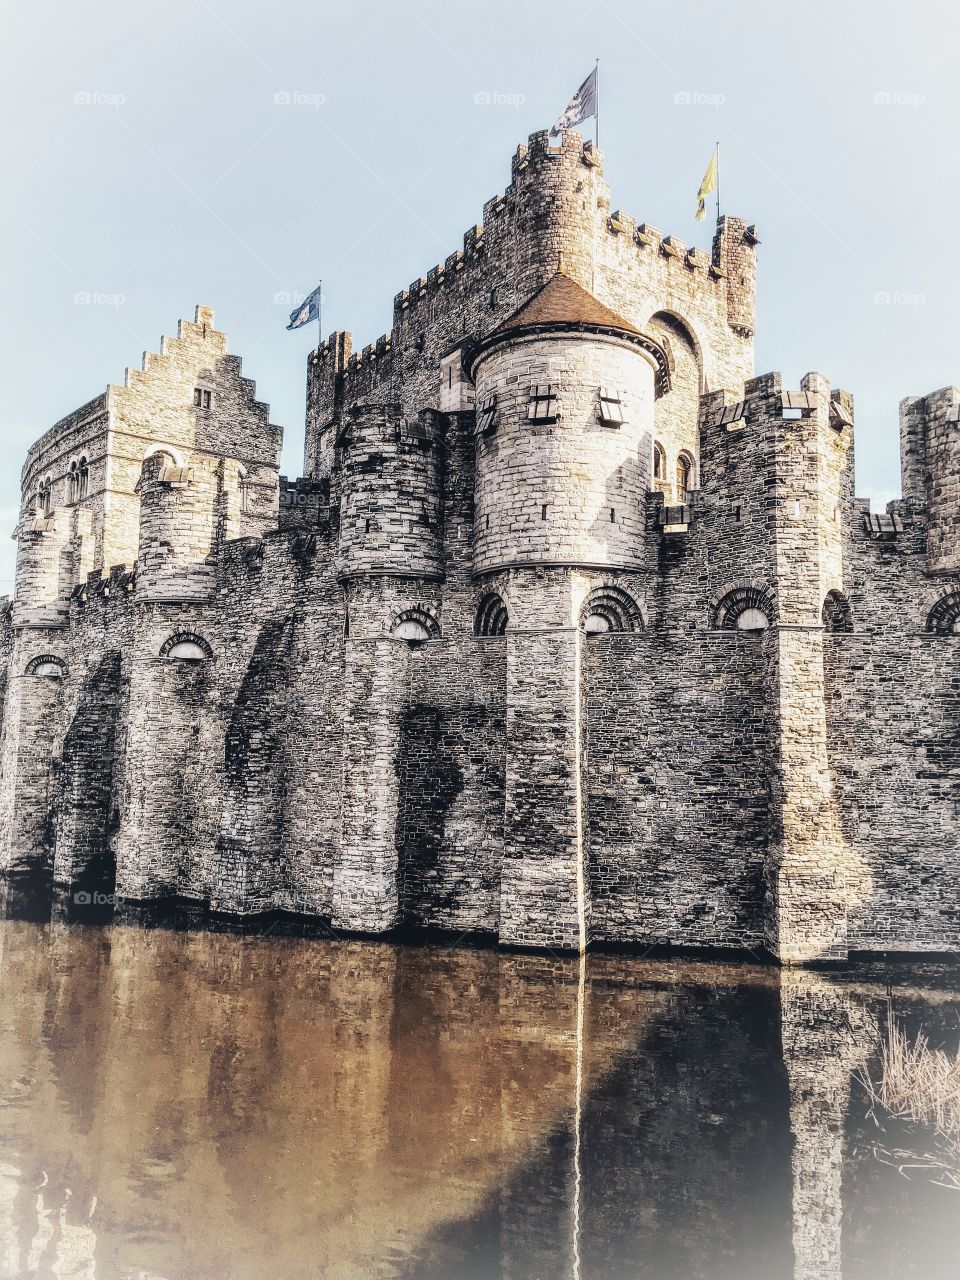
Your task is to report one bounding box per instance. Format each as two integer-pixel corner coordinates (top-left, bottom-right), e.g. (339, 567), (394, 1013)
(595, 59), (600, 151)
(716, 141), (721, 221)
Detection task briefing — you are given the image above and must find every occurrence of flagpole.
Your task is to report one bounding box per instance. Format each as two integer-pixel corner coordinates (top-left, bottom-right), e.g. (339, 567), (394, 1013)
(716, 141), (720, 221)
(595, 58), (600, 151)
(317, 279), (322, 352)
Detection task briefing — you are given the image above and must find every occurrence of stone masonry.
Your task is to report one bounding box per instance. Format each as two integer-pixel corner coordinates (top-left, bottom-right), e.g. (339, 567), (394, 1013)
(1, 129), (958, 962)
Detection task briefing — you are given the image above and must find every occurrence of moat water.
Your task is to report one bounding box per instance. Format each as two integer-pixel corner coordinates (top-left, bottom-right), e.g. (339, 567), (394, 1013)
(0, 909), (958, 1279)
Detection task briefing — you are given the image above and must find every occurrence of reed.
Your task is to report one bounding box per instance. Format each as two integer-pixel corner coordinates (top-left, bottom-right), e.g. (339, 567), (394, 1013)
(856, 1015), (960, 1191)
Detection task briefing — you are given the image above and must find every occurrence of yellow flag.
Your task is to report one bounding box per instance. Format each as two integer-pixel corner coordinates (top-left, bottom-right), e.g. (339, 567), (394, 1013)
(696, 147), (718, 221)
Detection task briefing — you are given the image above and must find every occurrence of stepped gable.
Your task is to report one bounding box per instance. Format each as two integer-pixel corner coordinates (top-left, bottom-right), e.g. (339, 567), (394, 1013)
(492, 272), (641, 337)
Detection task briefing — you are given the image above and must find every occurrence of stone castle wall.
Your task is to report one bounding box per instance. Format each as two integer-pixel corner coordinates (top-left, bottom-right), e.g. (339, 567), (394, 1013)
(0, 132), (957, 962)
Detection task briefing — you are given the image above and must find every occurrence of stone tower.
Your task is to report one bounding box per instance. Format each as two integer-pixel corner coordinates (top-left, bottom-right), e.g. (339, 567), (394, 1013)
(469, 274), (666, 948)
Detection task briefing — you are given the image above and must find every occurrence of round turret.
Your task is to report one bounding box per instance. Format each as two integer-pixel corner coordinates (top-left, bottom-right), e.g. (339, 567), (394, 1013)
(12, 516), (67, 625)
(469, 274), (666, 574)
(136, 451), (216, 600)
(336, 404), (444, 580)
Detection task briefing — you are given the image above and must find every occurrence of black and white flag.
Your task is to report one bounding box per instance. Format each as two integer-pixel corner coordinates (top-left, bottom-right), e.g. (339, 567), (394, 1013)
(550, 67), (598, 136)
(287, 284), (322, 331)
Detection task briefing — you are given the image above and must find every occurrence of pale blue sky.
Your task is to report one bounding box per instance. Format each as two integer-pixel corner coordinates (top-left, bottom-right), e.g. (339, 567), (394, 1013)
(2, 0), (958, 593)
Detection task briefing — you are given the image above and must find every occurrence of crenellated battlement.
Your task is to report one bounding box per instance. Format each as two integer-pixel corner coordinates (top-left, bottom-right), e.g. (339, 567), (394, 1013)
(343, 333), (394, 376)
(70, 564), (137, 612)
(383, 131), (607, 329)
(700, 372), (854, 434)
(303, 129), (761, 480)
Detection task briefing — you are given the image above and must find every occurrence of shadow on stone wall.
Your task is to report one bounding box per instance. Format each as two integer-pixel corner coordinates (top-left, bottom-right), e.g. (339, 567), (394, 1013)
(395, 701), (466, 925)
(214, 614), (299, 911)
(53, 650), (122, 909)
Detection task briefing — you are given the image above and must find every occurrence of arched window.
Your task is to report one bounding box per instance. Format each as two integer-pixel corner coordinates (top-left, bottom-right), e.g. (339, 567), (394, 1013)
(676, 452), (695, 501)
(714, 586), (774, 632)
(68, 461), (78, 504)
(475, 592), (508, 636)
(822, 590), (853, 633)
(580, 586), (644, 635)
(77, 456), (89, 500)
(653, 441), (667, 483)
(26, 654), (67, 679)
(238, 465), (251, 515)
(160, 631), (213, 661)
(391, 607), (440, 646)
(37, 476), (53, 516)
(393, 618), (431, 641)
(926, 592), (960, 635)
(735, 608), (769, 631)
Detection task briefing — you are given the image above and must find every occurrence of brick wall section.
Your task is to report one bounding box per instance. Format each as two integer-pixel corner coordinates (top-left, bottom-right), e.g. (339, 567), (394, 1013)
(1, 133), (959, 961)
(501, 623), (587, 950)
(824, 628), (960, 951)
(334, 634), (409, 932)
(584, 627), (771, 948)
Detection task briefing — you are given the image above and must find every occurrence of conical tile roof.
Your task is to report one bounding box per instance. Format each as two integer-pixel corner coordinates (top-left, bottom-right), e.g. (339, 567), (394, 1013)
(493, 273), (640, 336)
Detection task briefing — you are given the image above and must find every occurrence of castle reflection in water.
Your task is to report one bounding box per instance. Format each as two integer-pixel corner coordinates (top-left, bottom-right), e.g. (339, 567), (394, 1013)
(0, 905), (957, 1280)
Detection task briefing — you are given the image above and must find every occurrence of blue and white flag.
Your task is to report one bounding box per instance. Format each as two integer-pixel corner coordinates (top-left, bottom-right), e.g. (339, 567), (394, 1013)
(287, 285), (322, 331)
(550, 67), (598, 136)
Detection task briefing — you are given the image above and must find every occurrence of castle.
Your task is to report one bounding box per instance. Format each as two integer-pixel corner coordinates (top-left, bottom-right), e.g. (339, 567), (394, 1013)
(1, 129), (958, 963)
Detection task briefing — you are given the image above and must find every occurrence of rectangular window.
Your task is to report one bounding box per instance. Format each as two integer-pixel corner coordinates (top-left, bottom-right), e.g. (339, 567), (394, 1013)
(598, 387), (625, 425)
(478, 394), (497, 435)
(527, 384), (558, 424)
(194, 388), (212, 410)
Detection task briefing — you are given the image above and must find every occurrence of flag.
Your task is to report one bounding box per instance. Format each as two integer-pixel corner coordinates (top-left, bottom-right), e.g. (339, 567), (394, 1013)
(550, 67), (598, 136)
(695, 148), (718, 222)
(287, 285), (322, 331)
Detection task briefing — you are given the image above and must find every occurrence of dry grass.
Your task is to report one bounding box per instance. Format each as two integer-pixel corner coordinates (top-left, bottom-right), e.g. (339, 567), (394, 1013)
(856, 1015), (960, 1191)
